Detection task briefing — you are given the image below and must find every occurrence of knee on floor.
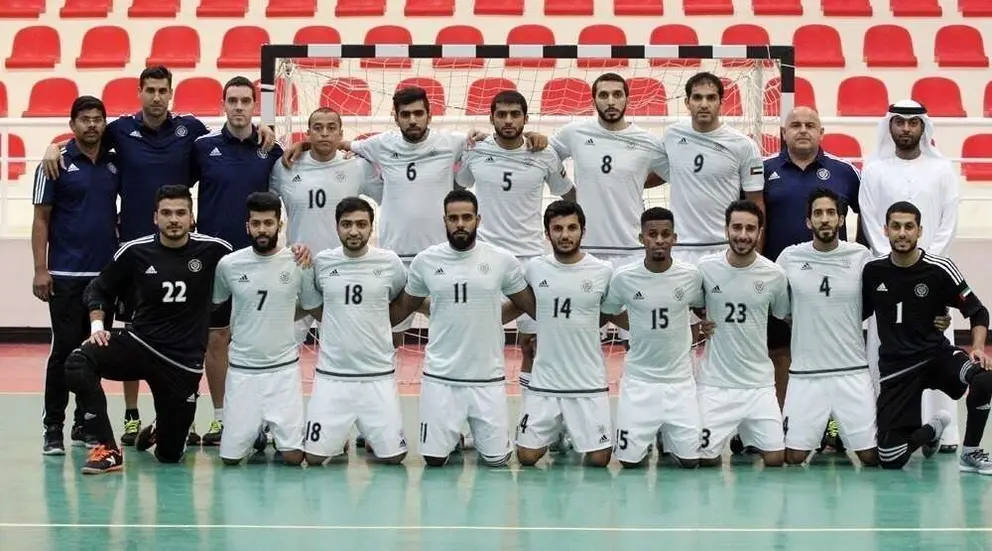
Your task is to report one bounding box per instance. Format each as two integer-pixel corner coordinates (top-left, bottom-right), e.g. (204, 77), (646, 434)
(785, 449), (810, 465)
(280, 450), (305, 466)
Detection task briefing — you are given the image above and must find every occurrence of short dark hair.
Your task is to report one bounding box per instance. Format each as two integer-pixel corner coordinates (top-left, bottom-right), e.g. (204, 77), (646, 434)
(308, 107), (342, 128)
(685, 71), (724, 101)
(886, 201), (921, 225)
(139, 66), (173, 89)
(641, 207), (674, 228)
(443, 188), (478, 215)
(393, 86), (430, 114)
(223, 76), (255, 101)
(806, 187), (847, 218)
(155, 184), (192, 210)
(246, 191), (281, 219)
(335, 196), (375, 225)
(70, 96), (106, 121)
(490, 90), (528, 116)
(591, 73), (629, 98)
(725, 199), (764, 229)
(543, 200), (586, 233)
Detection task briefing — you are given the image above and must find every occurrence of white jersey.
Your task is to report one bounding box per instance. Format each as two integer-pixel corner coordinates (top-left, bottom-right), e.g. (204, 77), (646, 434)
(269, 152), (383, 254)
(456, 136), (573, 257)
(697, 252), (790, 388)
(526, 254), (614, 395)
(777, 241), (873, 376)
(351, 130), (466, 260)
(299, 246), (406, 379)
(406, 241), (527, 385)
(601, 260), (704, 383)
(656, 122), (764, 246)
(550, 119), (665, 255)
(212, 247), (308, 370)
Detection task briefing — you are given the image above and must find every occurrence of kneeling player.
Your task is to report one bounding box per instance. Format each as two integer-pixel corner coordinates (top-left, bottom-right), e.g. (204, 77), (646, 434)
(696, 201), (789, 467)
(212, 193), (308, 466)
(298, 197), (409, 465)
(863, 201), (992, 474)
(602, 208), (703, 468)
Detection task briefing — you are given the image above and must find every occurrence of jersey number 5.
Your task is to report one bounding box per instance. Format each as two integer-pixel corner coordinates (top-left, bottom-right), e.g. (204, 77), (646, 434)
(161, 281), (187, 303)
(502, 171), (513, 191)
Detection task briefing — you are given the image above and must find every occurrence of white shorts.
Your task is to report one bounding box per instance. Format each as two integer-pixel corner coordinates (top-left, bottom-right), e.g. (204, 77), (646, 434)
(220, 366), (305, 460)
(698, 384), (785, 459)
(615, 376), (701, 463)
(304, 374), (407, 459)
(419, 378), (510, 459)
(783, 371), (877, 452)
(514, 392), (613, 453)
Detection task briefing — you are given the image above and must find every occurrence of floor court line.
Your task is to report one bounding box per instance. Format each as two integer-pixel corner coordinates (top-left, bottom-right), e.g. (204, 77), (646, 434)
(0, 524), (990, 533)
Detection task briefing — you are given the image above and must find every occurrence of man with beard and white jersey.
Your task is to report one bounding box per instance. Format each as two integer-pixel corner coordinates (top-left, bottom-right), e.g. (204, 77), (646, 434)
(600, 207), (705, 469)
(456, 89), (575, 387)
(297, 197), (408, 466)
(696, 200), (789, 467)
(211, 192), (309, 466)
(507, 200), (617, 468)
(776, 188), (879, 467)
(859, 100), (962, 453)
(390, 189), (536, 467)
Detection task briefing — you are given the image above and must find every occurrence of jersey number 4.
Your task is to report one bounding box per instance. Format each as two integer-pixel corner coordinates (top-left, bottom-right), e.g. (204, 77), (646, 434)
(161, 281), (187, 303)
(819, 276), (831, 297)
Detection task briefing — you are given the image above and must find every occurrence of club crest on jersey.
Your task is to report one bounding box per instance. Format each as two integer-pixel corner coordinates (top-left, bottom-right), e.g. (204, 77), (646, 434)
(477, 262), (491, 275)
(915, 283), (929, 297)
(188, 259), (203, 272)
(754, 281), (765, 294)
(428, 149), (438, 157)
(279, 271), (291, 284)
(107, 162), (118, 175)
(817, 168), (831, 181)
(335, 171), (347, 183)
(175, 125), (188, 138)
(625, 141), (636, 150)
(373, 268), (383, 278)
(256, 149), (269, 160)
(673, 287), (685, 302)
(580, 279), (594, 293)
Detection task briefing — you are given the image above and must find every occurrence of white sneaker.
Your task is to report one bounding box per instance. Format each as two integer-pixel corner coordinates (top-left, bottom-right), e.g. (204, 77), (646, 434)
(923, 410), (952, 458)
(959, 449), (992, 475)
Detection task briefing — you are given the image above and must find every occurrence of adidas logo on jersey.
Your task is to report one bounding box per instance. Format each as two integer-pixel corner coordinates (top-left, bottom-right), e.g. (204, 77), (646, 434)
(66, 164), (79, 172)
(129, 130), (141, 138)
(145, 265), (157, 275)
(801, 262), (812, 270)
(435, 267), (445, 275)
(711, 285), (722, 293)
(678, 137), (688, 144)
(599, 434), (609, 444)
(484, 156), (495, 163)
(877, 283), (888, 292)
(538, 280), (549, 288)
(633, 291), (645, 300)
(329, 269), (339, 276)
(292, 175), (302, 182)
(209, 147), (222, 157)
(391, 151), (399, 159)
(238, 274), (249, 283)
(584, 138), (595, 146)
(768, 171), (781, 181)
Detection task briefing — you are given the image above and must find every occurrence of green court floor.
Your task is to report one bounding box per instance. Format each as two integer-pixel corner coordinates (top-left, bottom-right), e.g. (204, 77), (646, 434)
(1, 394), (991, 551)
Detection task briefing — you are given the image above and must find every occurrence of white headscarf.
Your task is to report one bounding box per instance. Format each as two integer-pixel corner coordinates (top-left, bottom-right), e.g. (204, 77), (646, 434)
(868, 99), (945, 162)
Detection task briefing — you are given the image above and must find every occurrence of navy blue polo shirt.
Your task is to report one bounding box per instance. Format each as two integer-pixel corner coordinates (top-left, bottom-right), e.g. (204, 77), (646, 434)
(31, 140), (121, 279)
(191, 125), (282, 249)
(106, 112), (209, 241)
(763, 149), (861, 261)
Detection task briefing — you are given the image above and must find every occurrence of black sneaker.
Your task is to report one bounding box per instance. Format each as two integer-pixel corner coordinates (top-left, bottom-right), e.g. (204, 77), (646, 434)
(253, 428), (268, 454)
(186, 425), (201, 446)
(940, 444), (959, 454)
(201, 420), (223, 446)
(135, 421), (157, 452)
(81, 445), (124, 475)
(120, 418), (142, 447)
(71, 424), (99, 449)
(42, 425), (65, 456)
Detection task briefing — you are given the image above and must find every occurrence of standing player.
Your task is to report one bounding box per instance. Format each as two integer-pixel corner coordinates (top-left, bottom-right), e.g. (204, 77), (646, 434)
(509, 201), (616, 468)
(64, 185), (233, 474)
(32, 96), (121, 454)
(296, 197), (408, 466)
(776, 188), (877, 466)
(862, 201), (992, 474)
(600, 207), (704, 469)
(456, 90), (575, 386)
(211, 192), (307, 466)
(389, 189), (536, 467)
(695, 200), (789, 467)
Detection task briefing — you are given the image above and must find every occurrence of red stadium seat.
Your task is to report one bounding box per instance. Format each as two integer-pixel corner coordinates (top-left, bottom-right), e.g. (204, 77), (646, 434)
(335, 0), (384, 15)
(0, 0), (44, 17)
(475, 0), (522, 14)
(959, 0), (992, 15)
(541, 78), (592, 115)
(76, 26), (129, 69)
(466, 77), (517, 115)
(794, 24), (845, 67)
(683, 0), (732, 14)
(891, 0), (941, 15)
(0, 81), (6, 117)
(196, 0), (247, 17)
(361, 26), (412, 69)
(985, 81), (992, 117)
(102, 77), (141, 116)
(821, 0), (872, 15)
(216, 26), (269, 69)
(127, 0), (179, 17)
(2, 134), (26, 181)
(961, 134), (992, 181)
(577, 24), (628, 68)
(821, 133), (862, 168)
(396, 78), (446, 115)
(24, 78), (78, 117)
(836, 76), (889, 116)
(614, 0), (662, 15)
(753, 0), (802, 14)
(292, 26), (341, 68)
(60, 0), (111, 17)
(405, 0), (453, 15)
(252, 79), (298, 116)
(753, 133), (781, 155)
(626, 77), (667, 116)
(863, 25), (917, 67)
(648, 24), (700, 68)
(934, 24), (989, 68)
(434, 25), (484, 69)
(763, 76), (816, 116)
(173, 77), (222, 116)
(266, 0), (315, 16)
(544, 0), (593, 15)
(5, 26), (59, 69)
(720, 78), (742, 116)
(506, 25), (555, 68)
(147, 26), (199, 68)
(320, 78), (371, 116)
(721, 24), (770, 67)
(911, 77), (966, 117)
